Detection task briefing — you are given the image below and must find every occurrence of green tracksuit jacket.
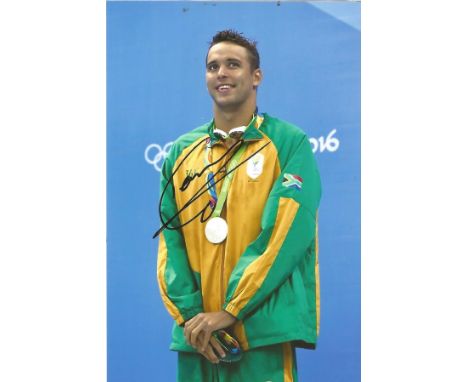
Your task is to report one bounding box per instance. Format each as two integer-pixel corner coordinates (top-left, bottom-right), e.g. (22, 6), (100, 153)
(157, 113), (321, 352)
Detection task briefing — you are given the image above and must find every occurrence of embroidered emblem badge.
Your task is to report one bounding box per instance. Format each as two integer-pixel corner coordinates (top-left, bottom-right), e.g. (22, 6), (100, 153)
(282, 173), (303, 190)
(246, 153), (264, 179)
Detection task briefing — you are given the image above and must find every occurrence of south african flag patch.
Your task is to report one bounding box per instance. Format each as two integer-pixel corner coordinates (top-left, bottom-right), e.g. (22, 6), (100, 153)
(282, 173), (303, 190)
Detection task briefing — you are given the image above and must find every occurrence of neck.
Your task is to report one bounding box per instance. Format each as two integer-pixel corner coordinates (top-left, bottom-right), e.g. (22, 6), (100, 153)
(213, 100), (256, 133)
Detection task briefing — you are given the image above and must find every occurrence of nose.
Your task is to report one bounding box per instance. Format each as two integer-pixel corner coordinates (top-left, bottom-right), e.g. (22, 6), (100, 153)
(217, 64), (227, 78)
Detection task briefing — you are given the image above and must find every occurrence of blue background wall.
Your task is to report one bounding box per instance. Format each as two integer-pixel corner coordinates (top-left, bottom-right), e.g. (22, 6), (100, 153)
(107, 1), (360, 381)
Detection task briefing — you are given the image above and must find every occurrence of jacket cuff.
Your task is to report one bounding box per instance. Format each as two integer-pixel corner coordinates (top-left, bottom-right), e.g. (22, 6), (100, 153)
(176, 305), (204, 326)
(168, 290), (204, 325)
(223, 302), (242, 320)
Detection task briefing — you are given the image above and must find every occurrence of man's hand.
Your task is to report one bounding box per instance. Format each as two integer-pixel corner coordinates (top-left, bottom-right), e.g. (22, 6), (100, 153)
(184, 311), (236, 354)
(196, 337), (228, 364)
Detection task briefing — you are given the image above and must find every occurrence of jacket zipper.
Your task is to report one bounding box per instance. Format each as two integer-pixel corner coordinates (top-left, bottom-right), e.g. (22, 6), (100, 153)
(220, 245), (225, 308)
(219, 144), (229, 309)
(220, 210), (227, 309)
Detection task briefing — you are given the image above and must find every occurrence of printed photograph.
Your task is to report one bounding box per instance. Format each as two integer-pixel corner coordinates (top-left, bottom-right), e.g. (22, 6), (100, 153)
(107, 1), (360, 380)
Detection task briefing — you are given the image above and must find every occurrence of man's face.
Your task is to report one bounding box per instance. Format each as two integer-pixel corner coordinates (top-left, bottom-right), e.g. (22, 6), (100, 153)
(206, 42), (262, 111)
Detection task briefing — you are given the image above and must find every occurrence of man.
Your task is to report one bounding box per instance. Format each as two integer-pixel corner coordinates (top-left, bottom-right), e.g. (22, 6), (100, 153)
(156, 30), (321, 381)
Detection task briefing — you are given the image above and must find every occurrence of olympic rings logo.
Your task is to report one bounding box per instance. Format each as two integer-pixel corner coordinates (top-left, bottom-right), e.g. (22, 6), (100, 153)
(145, 130), (340, 172)
(144, 142), (173, 172)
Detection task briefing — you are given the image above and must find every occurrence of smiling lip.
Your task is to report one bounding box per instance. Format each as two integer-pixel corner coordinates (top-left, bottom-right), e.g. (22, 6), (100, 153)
(216, 84), (235, 92)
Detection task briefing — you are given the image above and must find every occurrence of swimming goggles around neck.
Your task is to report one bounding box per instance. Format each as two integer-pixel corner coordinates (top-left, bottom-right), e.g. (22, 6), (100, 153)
(213, 126), (246, 141)
(212, 113), (256, 141)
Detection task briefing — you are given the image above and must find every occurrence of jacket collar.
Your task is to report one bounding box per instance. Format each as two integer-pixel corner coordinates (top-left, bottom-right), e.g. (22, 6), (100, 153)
(207, 113), (265, 145)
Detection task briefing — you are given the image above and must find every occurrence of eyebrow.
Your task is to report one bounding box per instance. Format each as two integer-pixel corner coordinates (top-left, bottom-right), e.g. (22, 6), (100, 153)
(206, 58), (242, 67)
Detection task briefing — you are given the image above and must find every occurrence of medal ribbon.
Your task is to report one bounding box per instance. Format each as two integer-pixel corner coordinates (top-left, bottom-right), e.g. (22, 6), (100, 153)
(204, 114), (263, 217)
(211, 143), (247, 218)
(204, 140), (247, 217)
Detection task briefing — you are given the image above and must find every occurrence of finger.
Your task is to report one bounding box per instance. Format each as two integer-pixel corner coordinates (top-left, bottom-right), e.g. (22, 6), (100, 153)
(194, 338), (204, 352)
(184, 315), (198, 335)
(183, 324), (191, 346)
(190, 324), (204, 348)
(183, 324), (189, 344)
(202, 343), (219, 364)
(184, 316), (201, 346)
(183, 321), (191, 343)
(197, 343), (216, 363)
(209, 336), (226, 359)
(200, 328), (213, 352)
(199, 349), (217, 364)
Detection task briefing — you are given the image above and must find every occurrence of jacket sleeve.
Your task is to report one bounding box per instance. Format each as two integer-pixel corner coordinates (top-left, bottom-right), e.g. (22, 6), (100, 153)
(156, 150), (204, 325)
(223, 134), (321, 320)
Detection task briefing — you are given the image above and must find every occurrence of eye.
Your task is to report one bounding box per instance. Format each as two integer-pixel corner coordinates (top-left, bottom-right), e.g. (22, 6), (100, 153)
(207, 63), (218, 71)
(228, 62), (240, 68)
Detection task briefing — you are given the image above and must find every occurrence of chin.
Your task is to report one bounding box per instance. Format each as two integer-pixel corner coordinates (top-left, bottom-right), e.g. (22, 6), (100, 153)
(214, 97), (241, 109)
(216, 103), (241, 112)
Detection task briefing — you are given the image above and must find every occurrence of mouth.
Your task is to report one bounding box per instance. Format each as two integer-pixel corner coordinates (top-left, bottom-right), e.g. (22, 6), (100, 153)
(216, 84), (235, 93)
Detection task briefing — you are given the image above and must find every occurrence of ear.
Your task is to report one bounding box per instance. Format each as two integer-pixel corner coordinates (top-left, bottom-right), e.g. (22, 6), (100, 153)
(252, 68), (263, 88)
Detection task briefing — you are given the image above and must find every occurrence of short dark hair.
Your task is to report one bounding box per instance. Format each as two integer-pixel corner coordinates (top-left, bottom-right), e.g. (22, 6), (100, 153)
(207, 29), (260, 71)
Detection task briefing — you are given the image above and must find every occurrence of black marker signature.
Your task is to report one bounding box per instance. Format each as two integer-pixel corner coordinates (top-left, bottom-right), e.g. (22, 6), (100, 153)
(178, 139), (240, 192)
(152, 138), (271, 239)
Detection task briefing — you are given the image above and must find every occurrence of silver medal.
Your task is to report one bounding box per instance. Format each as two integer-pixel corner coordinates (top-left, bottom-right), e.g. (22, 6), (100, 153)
(205, 217), (228, 244)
